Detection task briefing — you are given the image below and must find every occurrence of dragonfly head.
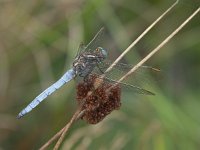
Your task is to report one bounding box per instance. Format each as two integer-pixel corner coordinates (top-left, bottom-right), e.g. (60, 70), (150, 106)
(95, 47), (107, 61)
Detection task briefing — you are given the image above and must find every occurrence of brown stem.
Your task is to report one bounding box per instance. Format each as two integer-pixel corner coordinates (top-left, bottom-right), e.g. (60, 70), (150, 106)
(39, 109), (85, 150)
(53, 108), (83, 150)
(39, 127), (65, 150)
(107, 6), (200, 92)
(80, 0), (179, 104)
(104, 0), (179, 74)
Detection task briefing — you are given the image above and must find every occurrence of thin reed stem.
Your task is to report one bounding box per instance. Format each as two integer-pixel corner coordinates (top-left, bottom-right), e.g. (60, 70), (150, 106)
(88, 0), (179, 104)
(53, 108), (82, 150)
(39, 128), (65, 150)
(107, 6), (200, 91)
(39, 110), (85, 150)
(104, 0), (179, 74)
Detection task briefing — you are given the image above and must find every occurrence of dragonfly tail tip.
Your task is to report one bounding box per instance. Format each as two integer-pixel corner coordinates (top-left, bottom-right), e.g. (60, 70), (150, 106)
(16, 116), (21, 119)
(16, 113), (23, 119)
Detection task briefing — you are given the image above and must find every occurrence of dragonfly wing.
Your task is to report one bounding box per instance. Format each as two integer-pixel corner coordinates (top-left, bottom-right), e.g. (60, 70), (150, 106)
(100, 61), (160, 72)
(102, 76), (155, 95)
(17, 68), (75, 119)
(119, 82), (155, 95)
(85, 27), (104, 52)
(75, 43), (86, 58)
(97, 61), (160, 87)
(74, 28), (105, 63)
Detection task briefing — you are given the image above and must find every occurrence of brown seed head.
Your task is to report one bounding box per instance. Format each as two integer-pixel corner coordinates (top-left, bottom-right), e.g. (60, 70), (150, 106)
(76, 74), (121, 124)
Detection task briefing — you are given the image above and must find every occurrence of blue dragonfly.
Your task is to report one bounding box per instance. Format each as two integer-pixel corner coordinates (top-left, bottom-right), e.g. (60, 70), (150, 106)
(17, 28), (155, 119)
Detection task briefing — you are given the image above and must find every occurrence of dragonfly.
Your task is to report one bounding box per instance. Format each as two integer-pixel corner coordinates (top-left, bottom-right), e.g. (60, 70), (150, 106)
(17, 28), (156, 119)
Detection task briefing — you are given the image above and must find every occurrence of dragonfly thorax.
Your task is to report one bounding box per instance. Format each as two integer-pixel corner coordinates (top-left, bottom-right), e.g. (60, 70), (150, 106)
(73, 47), (107, 77)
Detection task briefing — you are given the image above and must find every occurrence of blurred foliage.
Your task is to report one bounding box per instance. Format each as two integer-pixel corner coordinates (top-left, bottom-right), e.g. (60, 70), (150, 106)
(0, 0), (200, 149)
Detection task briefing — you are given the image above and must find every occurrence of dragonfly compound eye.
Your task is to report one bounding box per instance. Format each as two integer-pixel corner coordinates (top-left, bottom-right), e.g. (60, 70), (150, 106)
(97, 47), (107, 59)
(96, 48), (100, 52)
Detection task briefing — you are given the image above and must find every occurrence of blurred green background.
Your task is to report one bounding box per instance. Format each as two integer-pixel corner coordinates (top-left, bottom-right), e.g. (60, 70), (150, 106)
(0, 0), (200, 149)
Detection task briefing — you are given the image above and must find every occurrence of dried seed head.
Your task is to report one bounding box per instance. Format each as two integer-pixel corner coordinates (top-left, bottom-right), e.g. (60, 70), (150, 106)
(76, 74), (121, 124)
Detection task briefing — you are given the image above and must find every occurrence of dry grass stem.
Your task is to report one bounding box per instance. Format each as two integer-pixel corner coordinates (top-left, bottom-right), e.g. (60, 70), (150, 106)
(104, 0), (179, 74)
(112, 6), (200, 87)
(53, 108), (83, 150)
(81, 1), (179, 101)
(39, 127), (65, 150)
(39, 109), (85, 150)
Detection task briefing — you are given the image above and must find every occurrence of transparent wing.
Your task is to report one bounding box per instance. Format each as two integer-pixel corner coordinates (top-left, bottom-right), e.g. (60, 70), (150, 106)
(98, 61), (160, 73)
(75, 43), (86, 58)
(17, 68), (75, 119)
(103, 76), (155, 95)
(92, 62), (160, 95)
(96, 61), (160, 82)
(85, 27), (105, 52)
(74, 28), (105, 58)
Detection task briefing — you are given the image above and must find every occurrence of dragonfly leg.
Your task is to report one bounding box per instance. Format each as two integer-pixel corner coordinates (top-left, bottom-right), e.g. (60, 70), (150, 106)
(96, 63), (105, 74)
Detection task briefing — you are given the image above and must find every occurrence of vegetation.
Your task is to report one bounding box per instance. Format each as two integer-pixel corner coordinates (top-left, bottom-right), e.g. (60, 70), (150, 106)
(0, 0), (199, 149)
